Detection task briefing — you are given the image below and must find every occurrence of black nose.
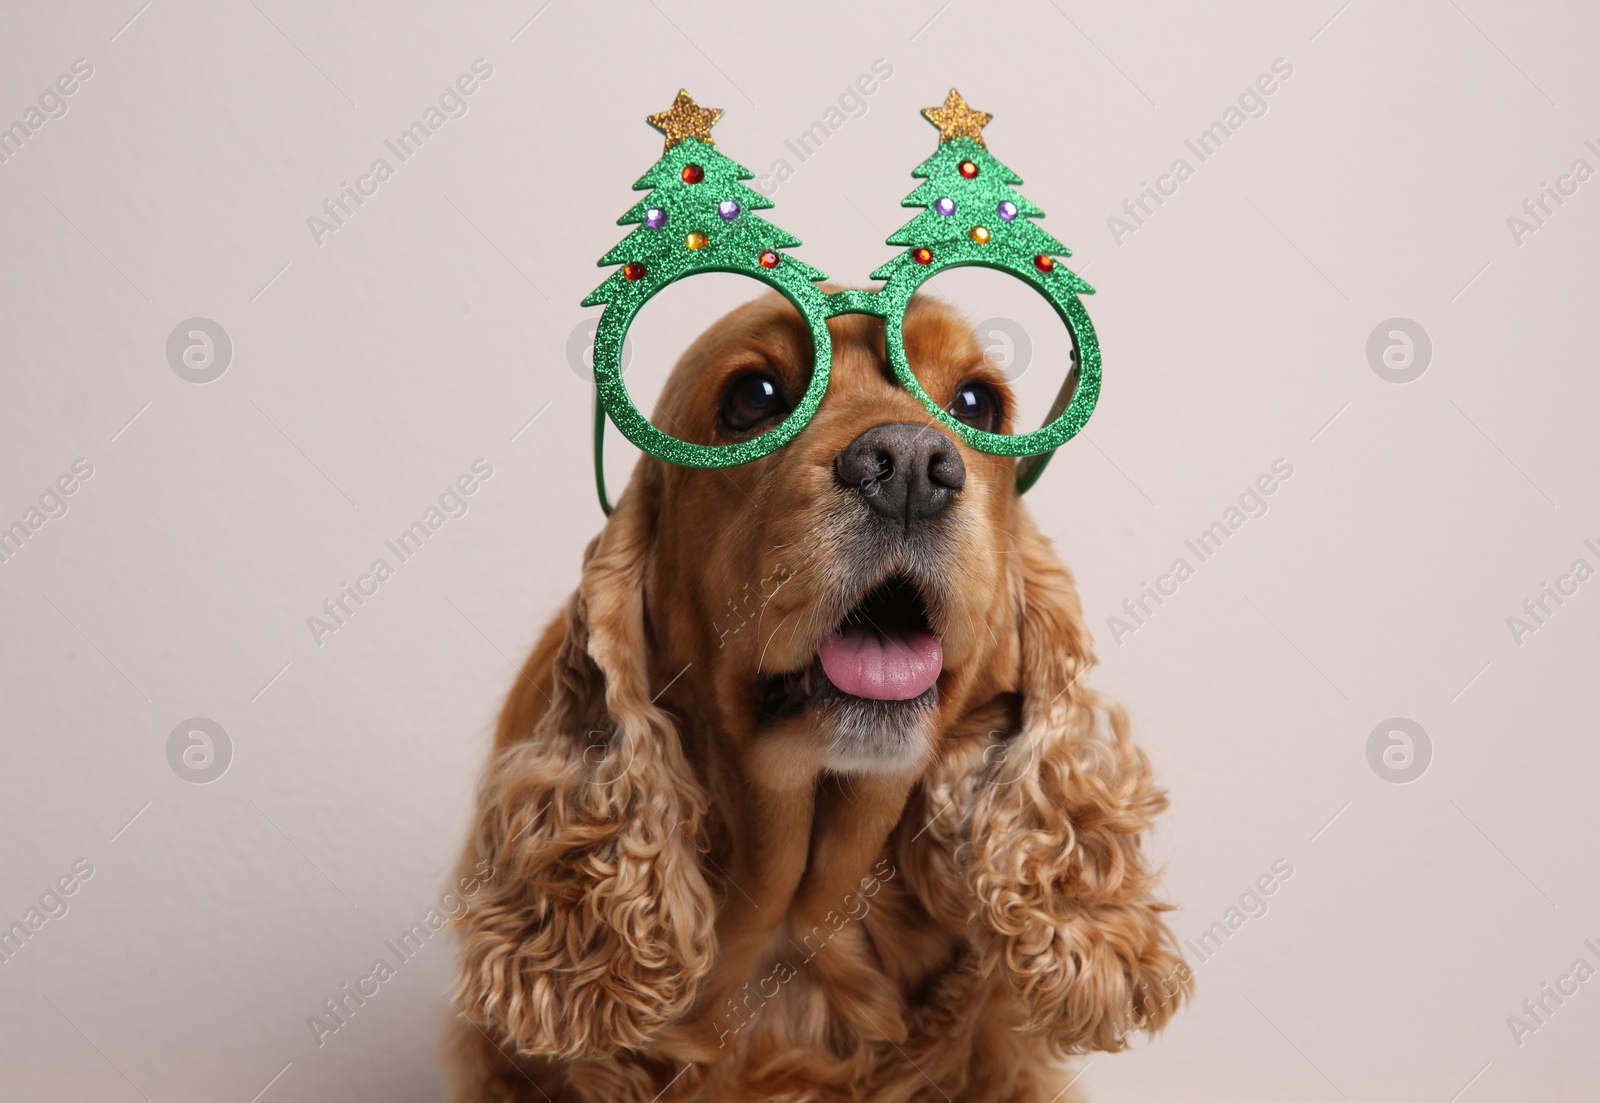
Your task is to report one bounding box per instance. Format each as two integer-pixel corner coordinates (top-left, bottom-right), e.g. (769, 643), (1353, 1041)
(833, 422), (966, 523)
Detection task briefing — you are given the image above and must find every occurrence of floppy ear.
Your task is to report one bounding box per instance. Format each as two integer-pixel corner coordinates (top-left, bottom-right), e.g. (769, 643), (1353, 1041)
(911, 509), (1190, 1053)
(452, 472), (717, 1059)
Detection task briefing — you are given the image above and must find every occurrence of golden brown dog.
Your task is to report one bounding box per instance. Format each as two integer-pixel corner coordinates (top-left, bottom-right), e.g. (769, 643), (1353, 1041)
(445, 291), (1190, 1101)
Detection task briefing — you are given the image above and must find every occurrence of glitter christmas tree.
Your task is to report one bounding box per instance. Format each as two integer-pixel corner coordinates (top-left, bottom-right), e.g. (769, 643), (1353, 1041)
(582, 90), (826, 310)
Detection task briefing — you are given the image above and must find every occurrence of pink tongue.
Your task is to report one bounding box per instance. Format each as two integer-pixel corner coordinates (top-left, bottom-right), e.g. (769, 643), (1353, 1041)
(818, 624), (943, 701)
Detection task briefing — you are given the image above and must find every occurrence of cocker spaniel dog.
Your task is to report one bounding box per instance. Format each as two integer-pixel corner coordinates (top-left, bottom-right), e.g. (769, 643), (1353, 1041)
(446, 291), (1190, 1101)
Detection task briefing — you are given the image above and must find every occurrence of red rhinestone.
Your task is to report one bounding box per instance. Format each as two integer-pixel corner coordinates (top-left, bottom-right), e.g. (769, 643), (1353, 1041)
(681, 164), (704, 184)
(759, 250), (780, 269)
(913, 247), (934, 265)
(623, 262), (647, 281)
(958, 160), (979, 179)
(1033, 254), (1054, 273)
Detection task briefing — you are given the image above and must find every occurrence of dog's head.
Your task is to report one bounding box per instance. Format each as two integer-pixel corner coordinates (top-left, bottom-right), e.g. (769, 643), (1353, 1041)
(454, 289), (1186, 1067)
(642, 290), (1041, 780)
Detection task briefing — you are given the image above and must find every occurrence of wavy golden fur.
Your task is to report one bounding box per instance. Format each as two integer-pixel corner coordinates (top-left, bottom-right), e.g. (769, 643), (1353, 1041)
(446, 291), (1190, 1101)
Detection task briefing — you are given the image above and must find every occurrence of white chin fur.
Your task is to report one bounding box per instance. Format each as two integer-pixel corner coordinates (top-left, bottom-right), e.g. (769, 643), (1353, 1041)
(818, 693), (938, 775)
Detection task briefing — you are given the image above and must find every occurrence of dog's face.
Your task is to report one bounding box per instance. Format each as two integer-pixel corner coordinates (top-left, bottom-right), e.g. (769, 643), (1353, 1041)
(454, 290), (1189, 1082)
(643, 291), (1025, 780)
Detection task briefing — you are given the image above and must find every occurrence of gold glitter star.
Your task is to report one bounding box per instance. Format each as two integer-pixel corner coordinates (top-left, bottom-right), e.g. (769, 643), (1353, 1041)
(921, 88), (993, 146)
(647, 89), (723, 150)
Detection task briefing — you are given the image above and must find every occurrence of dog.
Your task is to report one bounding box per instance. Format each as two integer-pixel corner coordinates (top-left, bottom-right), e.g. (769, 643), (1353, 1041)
(445, 290), (1190, 1101)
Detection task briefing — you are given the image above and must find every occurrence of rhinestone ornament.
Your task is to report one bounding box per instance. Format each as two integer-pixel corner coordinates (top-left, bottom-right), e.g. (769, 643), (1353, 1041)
(997, 201), (1017, 221)
(681, 164), (704, 184)
(623, 262), (646, 281)
(958, 160), (979, 179)
(969, 225), (991, 244)
(1033, 254), (1054, 272)
(644, 207), (668, 229)
(934, 197), (956, 216)
(759, 250), (780, 268)
(685, 231), (708, 250)
(913, 247), (934, 265)
(718, 199), (741, 220)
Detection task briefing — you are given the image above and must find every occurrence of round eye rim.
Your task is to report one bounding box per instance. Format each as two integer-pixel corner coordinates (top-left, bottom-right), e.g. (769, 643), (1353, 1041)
(878, 247), (1100, 464)
(720, 370), (791, 433)
(591, 259), (834, 473)
(947, 379), (1004, 432)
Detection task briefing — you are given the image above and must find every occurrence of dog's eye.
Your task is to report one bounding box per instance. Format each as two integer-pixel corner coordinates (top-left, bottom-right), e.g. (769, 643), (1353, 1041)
(720, 372), (789, 433)
(948, 381), (1001, 432)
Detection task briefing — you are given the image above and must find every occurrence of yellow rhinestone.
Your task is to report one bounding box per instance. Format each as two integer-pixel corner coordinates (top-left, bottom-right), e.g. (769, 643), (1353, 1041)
(685, 231), (709, 250)
(969, 225), (991, 244)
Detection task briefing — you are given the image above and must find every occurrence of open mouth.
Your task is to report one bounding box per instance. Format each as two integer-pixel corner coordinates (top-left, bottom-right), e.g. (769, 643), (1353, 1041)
(757, 573), (943, 722)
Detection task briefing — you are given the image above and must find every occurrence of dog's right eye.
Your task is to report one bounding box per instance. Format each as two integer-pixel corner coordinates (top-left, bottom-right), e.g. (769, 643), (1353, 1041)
(720, 372), (789, 433)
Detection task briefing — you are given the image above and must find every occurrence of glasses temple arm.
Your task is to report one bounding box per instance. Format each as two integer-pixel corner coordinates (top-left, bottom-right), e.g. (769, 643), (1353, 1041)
(1014, 354), (1080, 494)
(593, 388), (614, 516)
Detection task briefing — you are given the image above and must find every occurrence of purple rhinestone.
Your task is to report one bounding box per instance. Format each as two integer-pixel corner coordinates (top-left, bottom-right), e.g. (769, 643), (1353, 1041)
(997, 200), (1018, 221)
(933, 196), (956, 217)
(718, 199), (741, 221)
(644, 207), (668, 229)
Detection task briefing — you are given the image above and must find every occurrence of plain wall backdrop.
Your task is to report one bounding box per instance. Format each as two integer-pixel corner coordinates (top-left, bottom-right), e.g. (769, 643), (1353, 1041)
(2, 1), (1597, 1100)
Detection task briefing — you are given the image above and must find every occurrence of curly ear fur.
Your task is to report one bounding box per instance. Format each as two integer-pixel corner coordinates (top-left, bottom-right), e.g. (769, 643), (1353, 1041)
(910, 512), (1191, 1054)
(452, 476), (717, 1060)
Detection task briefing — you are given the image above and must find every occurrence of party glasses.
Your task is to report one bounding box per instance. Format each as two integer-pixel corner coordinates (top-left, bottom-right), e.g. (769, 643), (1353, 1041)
(582, 89), (1099, 515)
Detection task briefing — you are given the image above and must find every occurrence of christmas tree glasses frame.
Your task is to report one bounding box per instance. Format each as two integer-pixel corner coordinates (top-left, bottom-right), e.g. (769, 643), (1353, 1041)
(584, 92), (1099, 516)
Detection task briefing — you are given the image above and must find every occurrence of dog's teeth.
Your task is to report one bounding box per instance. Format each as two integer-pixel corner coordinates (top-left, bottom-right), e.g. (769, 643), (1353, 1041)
(801, 668), (812, 696)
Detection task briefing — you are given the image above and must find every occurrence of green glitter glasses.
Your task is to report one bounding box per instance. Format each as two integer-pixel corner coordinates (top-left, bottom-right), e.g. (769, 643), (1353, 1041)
(582, 89), (1099, 515)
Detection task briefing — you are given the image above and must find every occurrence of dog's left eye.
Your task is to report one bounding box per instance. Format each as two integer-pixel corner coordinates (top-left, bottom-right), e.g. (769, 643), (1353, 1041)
(948, 381), (1001, 432)
(720, 372), (789, 433)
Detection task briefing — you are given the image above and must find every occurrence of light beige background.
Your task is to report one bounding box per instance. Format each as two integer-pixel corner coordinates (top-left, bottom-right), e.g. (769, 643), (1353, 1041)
(2, 1), (1597, 1100)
